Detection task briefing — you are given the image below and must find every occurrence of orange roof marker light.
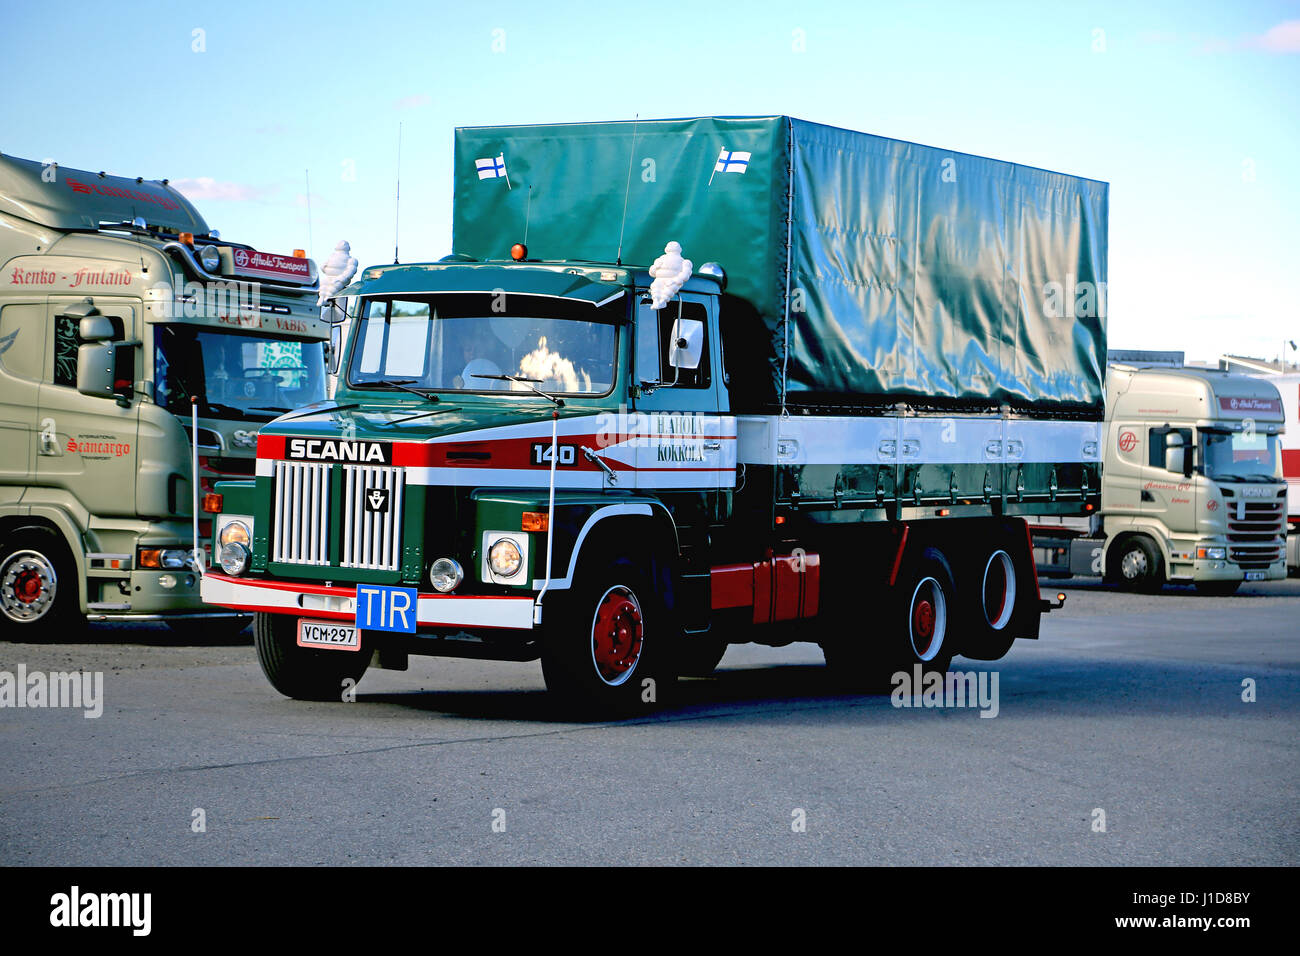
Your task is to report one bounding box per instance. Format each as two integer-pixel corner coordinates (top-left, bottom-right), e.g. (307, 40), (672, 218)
(510, 243), (527, 261)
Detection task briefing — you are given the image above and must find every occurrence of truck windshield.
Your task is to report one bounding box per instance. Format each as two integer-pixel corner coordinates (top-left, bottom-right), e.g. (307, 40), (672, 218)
(154, 326), (326, 419)
(347, 295), (620, 396)
(1200, 429), (1281, 481)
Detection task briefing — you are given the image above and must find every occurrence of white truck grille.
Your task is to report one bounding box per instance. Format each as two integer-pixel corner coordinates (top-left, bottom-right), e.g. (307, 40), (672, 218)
(271, 461), (332, 566)
(1227, 497), (1285, 568)
(341, 465), (405, 571)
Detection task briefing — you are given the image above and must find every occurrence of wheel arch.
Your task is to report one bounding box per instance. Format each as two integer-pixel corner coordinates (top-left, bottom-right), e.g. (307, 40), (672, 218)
(538, 500), (679, 591)
(1104, 528), (1169, 581)
(0, 508), (89, 613)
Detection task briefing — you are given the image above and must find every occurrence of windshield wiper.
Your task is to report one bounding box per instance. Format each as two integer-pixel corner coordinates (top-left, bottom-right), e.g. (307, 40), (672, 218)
(470, 373), (564, 407)
(250, 406), (293, 414)
(371, 379), (440, 403)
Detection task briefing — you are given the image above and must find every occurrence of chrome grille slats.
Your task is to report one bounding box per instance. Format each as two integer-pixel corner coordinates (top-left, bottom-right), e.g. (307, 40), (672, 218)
(341, 464), (404, 571)
(271, 461), (332, 566)
(270, 458), (404, 571)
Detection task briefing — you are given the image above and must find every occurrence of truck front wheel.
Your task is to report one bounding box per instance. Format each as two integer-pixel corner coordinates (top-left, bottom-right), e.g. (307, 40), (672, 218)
(540, 552), (676, 716)
(253, 612), (369, 701)
(1109, 537), (1164, 593)
(0, 527), (80, 642)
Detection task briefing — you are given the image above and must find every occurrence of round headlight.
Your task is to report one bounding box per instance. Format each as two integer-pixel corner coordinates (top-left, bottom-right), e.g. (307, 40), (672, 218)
(199, 244), (222, 272)
(161, 549), (190, 569)
(219, 542), (250, 576)
(488, 538), (523, 577)
(429, 557), (464, 593)
(218, 520), (250, 549)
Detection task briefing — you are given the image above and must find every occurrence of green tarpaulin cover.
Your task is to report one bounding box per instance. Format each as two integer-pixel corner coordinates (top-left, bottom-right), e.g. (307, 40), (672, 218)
(453, 116), (1107, 417)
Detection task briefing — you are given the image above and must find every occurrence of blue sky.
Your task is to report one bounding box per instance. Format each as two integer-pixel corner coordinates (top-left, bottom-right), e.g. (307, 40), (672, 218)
(3, 0), (1297, 363)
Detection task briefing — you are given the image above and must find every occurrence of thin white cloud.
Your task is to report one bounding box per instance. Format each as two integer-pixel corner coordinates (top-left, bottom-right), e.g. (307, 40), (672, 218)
(394, 93), (431, 110)
(1198, 19), (1300, 54)
(1253, 19), (1300, 52)
(171, 177), (271, 202)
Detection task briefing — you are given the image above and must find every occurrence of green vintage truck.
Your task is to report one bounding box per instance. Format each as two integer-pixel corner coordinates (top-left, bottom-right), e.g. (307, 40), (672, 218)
(202, 117), (1106, 712)
(0, 153), (329, 638)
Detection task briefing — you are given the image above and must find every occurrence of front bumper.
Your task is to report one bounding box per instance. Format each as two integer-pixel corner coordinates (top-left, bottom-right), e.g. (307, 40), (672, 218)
(1186, 558), (1287, 583)
(201, 573), (536, 631)
(84, 567), (229, 619)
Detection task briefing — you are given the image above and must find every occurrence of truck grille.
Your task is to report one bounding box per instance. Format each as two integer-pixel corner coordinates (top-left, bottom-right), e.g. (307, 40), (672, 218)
(271, 461), (332, 566)
(269, 461), (406, 571)
(340, 465), (405, 571)
(1227, 498), (1285, 568)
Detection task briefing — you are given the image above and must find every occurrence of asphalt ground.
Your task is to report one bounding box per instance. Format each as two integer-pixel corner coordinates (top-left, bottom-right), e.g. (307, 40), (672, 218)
(1, 577), (1296, 866)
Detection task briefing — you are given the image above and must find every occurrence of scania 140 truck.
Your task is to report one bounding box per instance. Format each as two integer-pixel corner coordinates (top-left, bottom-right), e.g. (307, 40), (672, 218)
(201, 117), (1106, 712)
(0, 153), (328, 638)
(1033, 360), (1288, 593)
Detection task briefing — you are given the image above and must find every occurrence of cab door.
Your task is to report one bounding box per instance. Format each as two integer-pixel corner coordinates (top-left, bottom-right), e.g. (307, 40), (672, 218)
(631, 292), (735, 493)
(36, 297), (141, 517)
(1140, 425), (1195, 533)
(0, 301), (45, 489)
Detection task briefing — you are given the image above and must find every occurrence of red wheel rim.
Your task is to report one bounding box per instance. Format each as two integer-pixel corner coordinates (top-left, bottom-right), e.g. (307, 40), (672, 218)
(13, 568), (43, 604)
(591, 586), (644, 685)
(908, 576), (947, 661)
(913, 599), (935, 649)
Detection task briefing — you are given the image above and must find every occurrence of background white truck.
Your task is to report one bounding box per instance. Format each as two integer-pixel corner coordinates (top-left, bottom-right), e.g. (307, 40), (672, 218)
(1033, 355), (1288, 593)
(0, 153), (329, 638)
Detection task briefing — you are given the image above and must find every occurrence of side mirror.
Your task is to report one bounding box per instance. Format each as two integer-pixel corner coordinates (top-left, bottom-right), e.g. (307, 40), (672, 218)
(76, 342), (119, 398)
(636, 304), (661, 386)
(328, 324), (342, 375)
(1163, 432), (1192, 477)
(668, 318), (704, 370)
(78, 314), (117, 343)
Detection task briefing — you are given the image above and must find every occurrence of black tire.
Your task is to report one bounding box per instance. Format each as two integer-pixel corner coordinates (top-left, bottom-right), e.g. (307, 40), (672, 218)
(253, 612), (369, 701)
(165, 616), (252, 642)
(677, 635), (729, 677)
(0, 526), (82, 642)
(823, 546), (956, 688)
(540, 549), (677, 717)
(959, 541), (1023, 661)
(1109, 536), (1164, 593)
(1194, 579), (1241, 596)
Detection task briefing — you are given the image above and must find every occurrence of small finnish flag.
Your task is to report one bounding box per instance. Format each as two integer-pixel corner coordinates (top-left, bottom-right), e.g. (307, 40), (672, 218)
(714, 148), (751, 174)
(475, 153), (507, 180)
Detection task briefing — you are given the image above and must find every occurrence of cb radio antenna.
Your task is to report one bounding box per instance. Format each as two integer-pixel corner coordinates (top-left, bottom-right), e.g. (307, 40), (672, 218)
(615, 114), (639, 267)
(393, 123), (402, 264)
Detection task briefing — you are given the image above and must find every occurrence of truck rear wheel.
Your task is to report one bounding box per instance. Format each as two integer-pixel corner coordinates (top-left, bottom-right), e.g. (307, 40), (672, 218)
(823, 546), (956, 687)
(1110, 536), (1163, 593)
(0, 527), (81, 642)
(540, 551), (676, 716)
(960, 541), (1024, 661)
(253, 612), (369, 702)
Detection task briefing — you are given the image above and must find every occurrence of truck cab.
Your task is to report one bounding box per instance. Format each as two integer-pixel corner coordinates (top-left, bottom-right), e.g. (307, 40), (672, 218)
(0, 153), (327, 637)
